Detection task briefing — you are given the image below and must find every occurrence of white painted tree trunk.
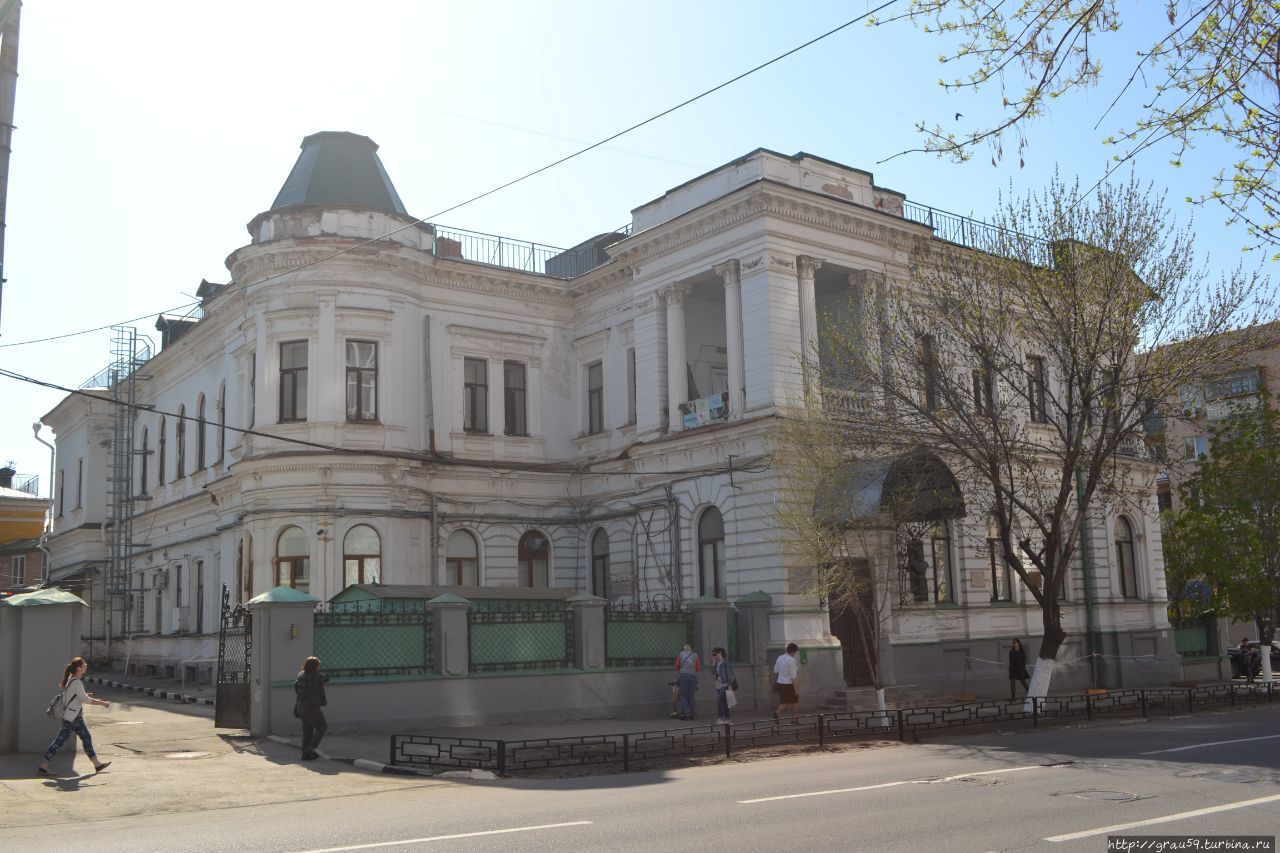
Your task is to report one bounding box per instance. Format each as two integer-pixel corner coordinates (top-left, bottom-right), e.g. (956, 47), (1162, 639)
(1261, 646), (1274, 684)
(873, 687), (890, 728)
(1023, 656), (1055, 713)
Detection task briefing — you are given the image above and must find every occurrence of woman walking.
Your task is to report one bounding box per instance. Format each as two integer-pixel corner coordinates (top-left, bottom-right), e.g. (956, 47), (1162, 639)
(1008, 639), (1031, 700)
(294, 656), (329, 760)
(38, 657), (112, 776)
(674, 643), (700, 721)
(711, 647), (735, 725)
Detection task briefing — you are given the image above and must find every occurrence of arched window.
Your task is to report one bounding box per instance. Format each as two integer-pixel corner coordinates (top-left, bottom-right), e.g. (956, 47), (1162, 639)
(591, 529), (610, 598)
(445, 530), (479, 586)
(196, 394), (207, 471)
(175, 405), (186, 479)
(157, 417), (167, 488)
(698, 507), (725, 599)
(343, 525), (381, 588)
(275, 526), (309, 593)
(903, 522), (955, 604)
(139, 427), (149, 495)
(1115, 516), (1138, 599)
(217, 381), (226, 464)
(518, 531), (550, 588)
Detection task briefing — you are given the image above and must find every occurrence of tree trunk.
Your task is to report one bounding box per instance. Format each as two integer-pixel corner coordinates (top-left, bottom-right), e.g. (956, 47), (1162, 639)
(1024, 609), (1067, 709)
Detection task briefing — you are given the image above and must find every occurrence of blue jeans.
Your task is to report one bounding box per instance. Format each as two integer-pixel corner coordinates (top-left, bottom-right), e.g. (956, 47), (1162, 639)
(716, 687), (731, 720)
(43, 714), (97, 763)
(677, 673), (698, 718)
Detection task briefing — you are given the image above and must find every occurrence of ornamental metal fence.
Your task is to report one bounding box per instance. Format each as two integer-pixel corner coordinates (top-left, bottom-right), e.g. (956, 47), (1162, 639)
(604, 602), (694, 668)
(726, 608), (741, 662)
(389, 682), (1275, 774)
(313, 610), (434, 678)
(467, 602), (574, 673)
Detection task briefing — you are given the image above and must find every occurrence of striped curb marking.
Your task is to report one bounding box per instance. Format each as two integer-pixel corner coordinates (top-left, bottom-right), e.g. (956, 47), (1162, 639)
(84, 675), (215, 706)
(265, 735), (437, 777)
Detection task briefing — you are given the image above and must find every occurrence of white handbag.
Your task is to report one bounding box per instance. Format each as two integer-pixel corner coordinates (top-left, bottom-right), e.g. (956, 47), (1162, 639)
(725, 687), (738, 709)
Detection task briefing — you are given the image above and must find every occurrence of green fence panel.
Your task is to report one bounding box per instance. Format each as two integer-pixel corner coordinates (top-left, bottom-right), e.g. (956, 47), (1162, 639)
(1175, 623), (1211, 657)
(467, 608), (574, 672)
(314, 611), (433, 677)
(605, 607), (694, 667)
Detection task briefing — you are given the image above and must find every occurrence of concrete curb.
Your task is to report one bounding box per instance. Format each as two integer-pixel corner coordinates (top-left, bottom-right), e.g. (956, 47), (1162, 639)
(84, 675), (215, 706)
(265, 735), (437, 777)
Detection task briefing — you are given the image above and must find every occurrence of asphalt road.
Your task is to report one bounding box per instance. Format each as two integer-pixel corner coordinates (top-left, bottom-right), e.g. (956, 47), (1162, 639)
(5, 700), (1278, 853)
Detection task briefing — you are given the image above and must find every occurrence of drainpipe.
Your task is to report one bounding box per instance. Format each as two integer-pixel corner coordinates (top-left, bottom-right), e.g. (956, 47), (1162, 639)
(1075, 468), (1099, 688)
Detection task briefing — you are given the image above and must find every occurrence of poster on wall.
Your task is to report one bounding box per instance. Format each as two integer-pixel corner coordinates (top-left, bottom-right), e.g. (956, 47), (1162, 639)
(679, 392), (728, 429)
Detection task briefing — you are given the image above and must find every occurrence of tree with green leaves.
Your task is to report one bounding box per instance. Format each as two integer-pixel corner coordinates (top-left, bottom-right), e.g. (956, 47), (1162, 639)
(1172, 393), (1280, 681)
(888, 1), (1280, 256)
(777, 171), (1270, 701)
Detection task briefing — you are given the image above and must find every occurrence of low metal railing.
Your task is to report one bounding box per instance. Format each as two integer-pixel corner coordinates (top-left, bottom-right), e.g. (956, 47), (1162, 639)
(390, 683), (1275, 774)
(902, 201), (1052, 266)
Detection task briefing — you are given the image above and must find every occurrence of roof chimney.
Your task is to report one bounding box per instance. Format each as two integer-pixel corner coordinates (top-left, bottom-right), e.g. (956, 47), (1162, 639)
(0, 465), (14, 489)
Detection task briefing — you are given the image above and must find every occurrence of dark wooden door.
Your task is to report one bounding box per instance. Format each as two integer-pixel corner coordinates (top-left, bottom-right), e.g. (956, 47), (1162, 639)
(829, 559), (875, 687)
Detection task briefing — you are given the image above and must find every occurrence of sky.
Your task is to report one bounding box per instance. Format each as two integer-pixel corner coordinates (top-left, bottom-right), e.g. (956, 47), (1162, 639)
(0, 0), (1265, 492)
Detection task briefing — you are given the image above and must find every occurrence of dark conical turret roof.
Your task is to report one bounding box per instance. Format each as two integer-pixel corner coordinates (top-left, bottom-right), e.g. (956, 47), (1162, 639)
(271, 131), (408, 216)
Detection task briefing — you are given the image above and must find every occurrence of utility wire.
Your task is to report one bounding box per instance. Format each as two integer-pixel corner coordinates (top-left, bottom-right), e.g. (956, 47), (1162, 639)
(0, 0), (903, 351)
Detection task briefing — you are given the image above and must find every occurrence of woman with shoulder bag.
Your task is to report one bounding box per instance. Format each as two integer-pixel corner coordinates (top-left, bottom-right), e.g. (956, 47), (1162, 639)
(1008, 639), (1031, 701)
(711, 647), (736, 725)
(38, 657), (112, 776)
(294, 656), (330, 760)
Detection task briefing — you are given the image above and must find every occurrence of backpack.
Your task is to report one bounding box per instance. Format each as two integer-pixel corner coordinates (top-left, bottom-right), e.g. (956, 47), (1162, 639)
(45, 687), (69, 720)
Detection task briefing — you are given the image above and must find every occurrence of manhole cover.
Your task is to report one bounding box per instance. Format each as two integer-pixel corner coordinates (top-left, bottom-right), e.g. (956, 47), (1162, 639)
(1068, 790), (1140, 802)
(163, 752), (211, 760)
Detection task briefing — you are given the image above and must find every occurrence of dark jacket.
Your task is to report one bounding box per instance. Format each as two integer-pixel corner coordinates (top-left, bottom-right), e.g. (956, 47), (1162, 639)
(294, 670), (329, 707)
(1008, 646), (1029, 680)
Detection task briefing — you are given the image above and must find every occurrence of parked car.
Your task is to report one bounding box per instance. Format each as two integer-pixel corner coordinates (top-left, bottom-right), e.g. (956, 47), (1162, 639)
(1227, 640), (1280, 678)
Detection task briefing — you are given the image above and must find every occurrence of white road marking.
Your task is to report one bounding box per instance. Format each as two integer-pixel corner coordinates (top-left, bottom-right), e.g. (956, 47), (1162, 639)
(1138, 733), (1280, 755)
(291, 821), (594, 852)
(738, 764), (1052, 803)
(1044, 793), (1280, 842)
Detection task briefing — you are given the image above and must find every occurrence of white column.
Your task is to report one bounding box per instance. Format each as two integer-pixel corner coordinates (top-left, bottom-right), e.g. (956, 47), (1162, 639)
(714, 260), (745, 419)
(663, 283), (691, 431)
(797, 255), (823, 391)
(634, 292), (667, 439)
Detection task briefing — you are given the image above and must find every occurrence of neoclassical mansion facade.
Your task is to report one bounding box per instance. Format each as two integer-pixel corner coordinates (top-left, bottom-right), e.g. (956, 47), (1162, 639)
(43, 132), (1175, 695)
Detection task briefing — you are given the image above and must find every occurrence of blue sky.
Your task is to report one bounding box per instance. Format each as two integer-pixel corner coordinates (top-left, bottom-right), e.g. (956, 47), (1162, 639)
(0, 0), (1262, 486)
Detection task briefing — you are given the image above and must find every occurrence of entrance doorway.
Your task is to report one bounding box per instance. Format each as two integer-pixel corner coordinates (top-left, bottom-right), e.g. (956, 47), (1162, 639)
(828, 558), (875, 687)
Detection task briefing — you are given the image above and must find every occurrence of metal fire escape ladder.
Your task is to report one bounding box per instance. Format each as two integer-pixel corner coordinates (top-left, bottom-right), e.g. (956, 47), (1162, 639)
(105, 325), (151, 660)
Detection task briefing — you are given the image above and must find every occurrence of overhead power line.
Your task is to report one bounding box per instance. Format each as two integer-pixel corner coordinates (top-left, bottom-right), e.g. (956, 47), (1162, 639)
(0, 0), (902, 350)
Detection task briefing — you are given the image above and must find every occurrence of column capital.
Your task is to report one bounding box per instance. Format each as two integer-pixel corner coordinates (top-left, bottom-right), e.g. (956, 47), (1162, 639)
(660, 282), (692, 306)
(797, 255), (824, 279)
(713, 259), (741, 286)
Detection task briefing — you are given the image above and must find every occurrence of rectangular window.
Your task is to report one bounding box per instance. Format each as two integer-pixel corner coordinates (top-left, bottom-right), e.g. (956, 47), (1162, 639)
(972, 369), (994, 415)
(345, 340), (378, 422)
(1028, 356), (1048, 423)
(279, 341), (308, 422)
(195, 560), (205, 634)
(75, 459), (84, 509)
(1183, 435), (1209, 459)
(248, 353), (256, 428)
(56, 469), (64, 517)
(12, 554), (25, 585)
(626, 348), (637, 425)
(922, 335), (939, 411)
(463, 357), (489, 433)
(587, 361), (605, 434)
(503, 361), (528, 436)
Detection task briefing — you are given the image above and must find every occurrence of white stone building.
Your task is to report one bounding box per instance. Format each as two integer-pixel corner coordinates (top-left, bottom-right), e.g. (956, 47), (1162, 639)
(42, 132), (1175, 695)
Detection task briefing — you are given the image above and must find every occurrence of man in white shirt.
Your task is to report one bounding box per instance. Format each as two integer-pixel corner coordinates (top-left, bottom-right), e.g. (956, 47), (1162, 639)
(773, 642), (800, 724)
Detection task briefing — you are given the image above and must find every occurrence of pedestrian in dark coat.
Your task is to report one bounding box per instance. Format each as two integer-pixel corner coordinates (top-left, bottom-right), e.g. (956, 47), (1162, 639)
(1008, 639), (1031, 701)
(294, 656), (329, 760)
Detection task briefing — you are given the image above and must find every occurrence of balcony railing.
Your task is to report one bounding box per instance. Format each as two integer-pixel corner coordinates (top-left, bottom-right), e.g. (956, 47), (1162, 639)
(431, 223), (632, 279)
(902, 201), (1052, 266)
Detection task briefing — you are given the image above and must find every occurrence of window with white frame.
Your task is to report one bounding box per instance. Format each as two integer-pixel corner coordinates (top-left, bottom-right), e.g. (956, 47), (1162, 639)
(1183, 435), (1209, 459)
(343, 525), (381, 587)
(504, 361), (527, 436)
(591, 529), (610, 598)
(626, 348), (637, 425)
(279, 341), (308, 422)
(346, 340), (378, 422)
(518, 530), (549, 587)
(275, 526), (310, 593)
(1115, 516), (1138, 599)
(586, 361), (604, 434)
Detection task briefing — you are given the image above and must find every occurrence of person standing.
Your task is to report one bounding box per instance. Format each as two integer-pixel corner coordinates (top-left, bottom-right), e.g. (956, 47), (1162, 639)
(711, 647), (735, 725)
(294, 656), (330, 760)
(1237, 637), (1256, 683)
(38, 657), (112, 776)
(674, 643), (700, 721)
(1008, 639), (1031, 700)
(773, 642), (800, 724)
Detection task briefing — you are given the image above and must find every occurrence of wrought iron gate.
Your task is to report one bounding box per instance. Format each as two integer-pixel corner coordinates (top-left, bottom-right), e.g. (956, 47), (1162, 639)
(215, 585), (252, 728)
